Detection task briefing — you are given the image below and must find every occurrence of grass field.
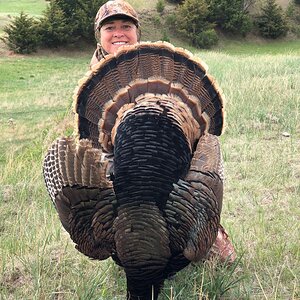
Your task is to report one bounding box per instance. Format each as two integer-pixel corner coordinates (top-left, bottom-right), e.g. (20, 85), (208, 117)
(0, 1), (299, 299)
(0, 0), (47, 35)
(1, 46), (299, 300)
(0, 0), (47, 15)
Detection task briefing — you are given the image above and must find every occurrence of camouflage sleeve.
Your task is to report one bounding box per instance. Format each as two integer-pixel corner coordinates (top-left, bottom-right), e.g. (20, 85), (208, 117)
(90, 48), (100, 68)
(90, 44), (104, 69)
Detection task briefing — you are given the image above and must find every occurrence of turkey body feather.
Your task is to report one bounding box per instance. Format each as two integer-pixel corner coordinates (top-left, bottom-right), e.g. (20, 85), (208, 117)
(43, 42), (225, 300)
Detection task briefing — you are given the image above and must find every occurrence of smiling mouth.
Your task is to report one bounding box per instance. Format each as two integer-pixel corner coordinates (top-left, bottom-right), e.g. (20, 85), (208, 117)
(112, 42), (128, 45)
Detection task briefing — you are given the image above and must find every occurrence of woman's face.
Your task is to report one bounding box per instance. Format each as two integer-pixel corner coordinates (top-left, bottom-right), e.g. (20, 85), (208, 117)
(100, 19), (138, 54)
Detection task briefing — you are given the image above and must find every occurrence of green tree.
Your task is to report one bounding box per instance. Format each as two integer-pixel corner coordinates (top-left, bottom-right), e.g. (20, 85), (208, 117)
(2, 0), (107, 52)
(256, 0), (288, 38)
(38, 2), (70, 47)
(285, 2), (300, 36)
(1, 12), (39, 54)
(176, 0), (217, 47)
(195, 28), (219, 48)
(206, 0), (252, 36)
(52, 0), (106, 42)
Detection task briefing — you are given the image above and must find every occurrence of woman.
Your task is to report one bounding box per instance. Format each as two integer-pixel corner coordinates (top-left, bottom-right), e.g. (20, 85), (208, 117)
(90, 0), (236, 264)
(90, 0), (140, 67)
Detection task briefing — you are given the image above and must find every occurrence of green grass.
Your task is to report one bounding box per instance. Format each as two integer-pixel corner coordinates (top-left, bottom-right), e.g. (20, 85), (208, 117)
(0, 43), (299, 299)
(0, 52), (90, 164)
(215, 38), (300, 55)
(0, 0), (47, 15)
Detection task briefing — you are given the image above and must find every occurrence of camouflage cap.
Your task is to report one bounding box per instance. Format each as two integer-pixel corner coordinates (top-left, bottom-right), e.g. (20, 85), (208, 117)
(94, 0), (140, 31)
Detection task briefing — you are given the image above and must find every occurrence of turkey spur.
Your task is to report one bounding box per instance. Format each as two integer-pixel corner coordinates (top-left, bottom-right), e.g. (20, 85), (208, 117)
(43, 41), (233, 300)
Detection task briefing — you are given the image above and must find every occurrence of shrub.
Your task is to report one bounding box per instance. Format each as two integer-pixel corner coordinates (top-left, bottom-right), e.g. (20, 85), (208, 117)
(152, 15), (162, 27)
(162, 30), (170, 42)
(165, 13), (177, 29)
(222, 12), (253, 36)
(176, 0), (212, 45)
(206, 0), (252, 36)
(195, 29), (219, 48)
(286, 2), (300, 23)
(49, 0), (106, 43)
(286, 3), (300, 37)
(1, 12), (39, 54)
(256, 0), (288, 39)
(156, 0), (165, 14)
(38, 2), (70, 47)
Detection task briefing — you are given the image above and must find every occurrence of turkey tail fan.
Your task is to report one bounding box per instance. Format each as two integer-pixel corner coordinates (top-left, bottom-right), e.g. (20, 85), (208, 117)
(73, 41), (225, 152)
(43, 138), (112, 201)
(43, 138), (116, 260)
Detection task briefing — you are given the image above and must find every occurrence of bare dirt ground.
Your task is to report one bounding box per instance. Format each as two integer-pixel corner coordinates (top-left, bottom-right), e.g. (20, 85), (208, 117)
(277, 0), (291, 8)
(0, 45), (22, 58)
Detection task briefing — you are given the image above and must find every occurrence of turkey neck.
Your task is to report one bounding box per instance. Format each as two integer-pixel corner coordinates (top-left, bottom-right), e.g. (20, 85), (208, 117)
(112, 99), (192, 289)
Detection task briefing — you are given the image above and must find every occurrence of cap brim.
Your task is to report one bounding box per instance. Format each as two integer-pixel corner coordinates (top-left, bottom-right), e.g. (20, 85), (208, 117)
(100, 14), (139, 27)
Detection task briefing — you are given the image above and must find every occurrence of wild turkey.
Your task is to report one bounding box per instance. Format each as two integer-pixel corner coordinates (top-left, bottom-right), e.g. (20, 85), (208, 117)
(43, 41), (226, 300)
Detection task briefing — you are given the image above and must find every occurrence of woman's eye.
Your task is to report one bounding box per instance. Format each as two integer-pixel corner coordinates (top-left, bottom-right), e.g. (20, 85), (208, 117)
(123, 24), (132, 30)
(104, 26), (114, 31)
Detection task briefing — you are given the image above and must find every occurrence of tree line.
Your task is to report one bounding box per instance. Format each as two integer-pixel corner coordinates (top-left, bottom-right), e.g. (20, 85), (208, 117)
(1, 0), (300, 54)
(163, 0), (299, 48)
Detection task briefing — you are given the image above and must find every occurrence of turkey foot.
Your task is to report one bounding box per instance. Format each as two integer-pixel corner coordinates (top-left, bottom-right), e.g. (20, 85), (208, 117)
(209, 225), (236, 264)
